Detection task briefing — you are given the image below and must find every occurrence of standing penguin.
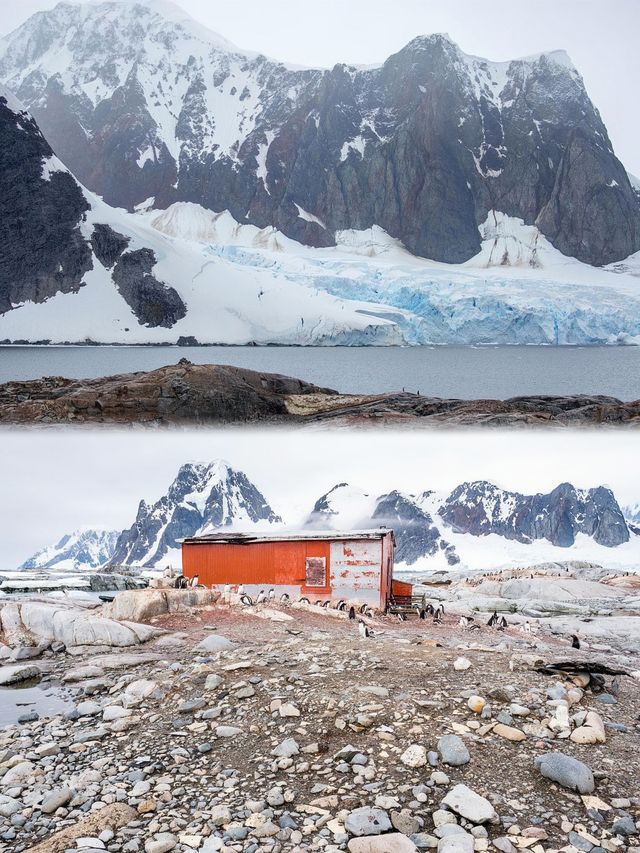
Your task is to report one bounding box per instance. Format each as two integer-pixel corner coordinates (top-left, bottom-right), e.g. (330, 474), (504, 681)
(487, 611), (498, 627)
(571, 634), (581, 649)
(358, 620), (370, 638)
(256, 589), (267, 605)
(268, 588), (276, 601)
(348, 606), (356, 621)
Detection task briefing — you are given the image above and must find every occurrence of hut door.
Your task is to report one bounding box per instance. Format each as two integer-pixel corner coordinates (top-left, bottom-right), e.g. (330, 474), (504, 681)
(305, 556), (326, 587)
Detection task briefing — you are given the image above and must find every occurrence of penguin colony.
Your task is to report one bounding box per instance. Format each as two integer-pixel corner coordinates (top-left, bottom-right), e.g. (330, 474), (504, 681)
(176, 583), (580, 648)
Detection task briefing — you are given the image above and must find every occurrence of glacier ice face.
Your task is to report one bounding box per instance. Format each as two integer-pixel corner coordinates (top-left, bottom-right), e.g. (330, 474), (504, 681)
(210, 243), (640, 346)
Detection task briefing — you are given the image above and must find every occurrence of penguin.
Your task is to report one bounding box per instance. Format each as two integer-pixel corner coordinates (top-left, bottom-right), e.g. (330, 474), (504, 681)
(359, 604), (368, 615)
(322, 600), (331, 608)
(358, 620), (370, 639)
(419, 609), (427, 620)
(499, 616), (508, 629)
(434, 604), (444, 619)
(268, 588), (275, 601)
(348, 606), (356, 621)
(240, 594), (254, 606)
(397, 613), (407, 622)
(571, 634), (581, 649)
(190, 575), (199, 588)
(336, 600), (347, 611)
(280, 593), (290, 604)
(299, 597), (310, 605)
(433, 613), (443, 626)
(487, 611), (498, 627)
(425, 603), (435, 616)
(256, 589), (267, 605)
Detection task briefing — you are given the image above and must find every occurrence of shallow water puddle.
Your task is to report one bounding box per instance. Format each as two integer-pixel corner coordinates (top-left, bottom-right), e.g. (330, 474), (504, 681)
(0, 679), (74, 727)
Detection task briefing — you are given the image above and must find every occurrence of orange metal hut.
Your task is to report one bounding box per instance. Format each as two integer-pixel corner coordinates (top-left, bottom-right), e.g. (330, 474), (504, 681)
(182, 529), (405, 610)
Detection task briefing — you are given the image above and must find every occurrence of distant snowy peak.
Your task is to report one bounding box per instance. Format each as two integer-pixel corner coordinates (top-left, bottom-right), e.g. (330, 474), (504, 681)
(624, 503), (640, 525)
(439, 481), (629, 548)
(109, 460), (282, 567)
(306, 483), (378, 530)
(2, 0), (638, 266)
(21, 529), (119, 570)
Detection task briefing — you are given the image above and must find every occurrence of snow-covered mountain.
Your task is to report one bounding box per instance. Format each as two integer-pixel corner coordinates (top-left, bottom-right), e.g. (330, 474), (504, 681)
(20, 529), (119, 570)
(22, 470), (640, 573)
(2, 7), (640, 345)
(438, 481), (629, 547)
(1, 0), (638, 268)
(305, 480), (635, 570)
(108, 461), (282, 567)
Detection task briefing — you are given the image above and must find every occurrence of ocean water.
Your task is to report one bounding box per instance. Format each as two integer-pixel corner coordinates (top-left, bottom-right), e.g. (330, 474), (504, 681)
(1, 345), (639, 400)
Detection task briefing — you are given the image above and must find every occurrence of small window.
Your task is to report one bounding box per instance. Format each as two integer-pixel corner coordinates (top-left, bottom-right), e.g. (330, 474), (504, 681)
(305, 556), (326, 587)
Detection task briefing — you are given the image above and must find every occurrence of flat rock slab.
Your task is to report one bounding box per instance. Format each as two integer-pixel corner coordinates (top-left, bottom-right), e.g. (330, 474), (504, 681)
(23, 803), (137, 853)
(88, 653), (163, 669)
(534, 752), (595, 793)
(0, 663), (41, 685)
(441, 784), (497, 823)
(348, 834), (419, 852)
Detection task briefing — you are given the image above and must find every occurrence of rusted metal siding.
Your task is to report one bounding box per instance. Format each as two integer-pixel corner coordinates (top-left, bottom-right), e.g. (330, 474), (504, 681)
(329, 539), (384, 609)
(392, 579), (414, 597)
(183, 539), (331, 590)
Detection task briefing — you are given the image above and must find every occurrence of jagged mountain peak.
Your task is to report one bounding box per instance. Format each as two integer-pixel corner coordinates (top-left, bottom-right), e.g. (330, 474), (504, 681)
(109, 459), (281, 567)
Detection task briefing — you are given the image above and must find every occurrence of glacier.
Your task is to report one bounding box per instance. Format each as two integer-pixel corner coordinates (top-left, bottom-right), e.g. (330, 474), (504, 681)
(2, 199), (640, 345)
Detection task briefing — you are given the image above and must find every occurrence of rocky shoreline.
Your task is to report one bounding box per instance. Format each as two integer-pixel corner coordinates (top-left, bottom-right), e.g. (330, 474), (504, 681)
(1, 586), (639, 853)
(0, 363), (638, 427)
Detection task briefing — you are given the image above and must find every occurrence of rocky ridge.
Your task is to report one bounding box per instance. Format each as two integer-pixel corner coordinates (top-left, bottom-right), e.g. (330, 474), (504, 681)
(1, 363), (639, 427)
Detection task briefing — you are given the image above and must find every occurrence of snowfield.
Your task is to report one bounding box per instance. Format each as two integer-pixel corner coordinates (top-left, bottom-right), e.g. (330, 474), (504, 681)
(2, 199), (640, 345)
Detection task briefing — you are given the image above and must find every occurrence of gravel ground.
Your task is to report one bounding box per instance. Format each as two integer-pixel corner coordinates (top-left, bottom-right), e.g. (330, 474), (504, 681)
(0, 602), (638, 853)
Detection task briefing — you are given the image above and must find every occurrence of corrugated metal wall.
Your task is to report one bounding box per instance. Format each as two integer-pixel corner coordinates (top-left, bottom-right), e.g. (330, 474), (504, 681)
(183, 539), (331, 591)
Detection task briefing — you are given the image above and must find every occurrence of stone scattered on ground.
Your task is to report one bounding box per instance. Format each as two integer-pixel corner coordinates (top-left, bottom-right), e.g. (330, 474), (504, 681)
(0, 588), (638, 853)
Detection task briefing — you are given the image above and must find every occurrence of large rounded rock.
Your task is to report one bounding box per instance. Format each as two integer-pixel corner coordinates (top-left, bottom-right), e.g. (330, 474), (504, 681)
(534, 752), (595, 793)
(194, 635), (234, 653)
(345, 807), (392, 837)
(438, 735), (470, 766)
(438, 830), (475, 853)
(401, 744), (428, 768)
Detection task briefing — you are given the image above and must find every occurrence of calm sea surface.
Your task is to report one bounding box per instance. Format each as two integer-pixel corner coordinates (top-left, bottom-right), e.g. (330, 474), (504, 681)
(1, 345), (639, 400)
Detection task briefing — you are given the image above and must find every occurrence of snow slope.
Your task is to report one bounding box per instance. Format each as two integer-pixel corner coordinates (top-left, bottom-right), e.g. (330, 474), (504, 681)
(0, 190), (402, 345)
(2, 192), (640, 344)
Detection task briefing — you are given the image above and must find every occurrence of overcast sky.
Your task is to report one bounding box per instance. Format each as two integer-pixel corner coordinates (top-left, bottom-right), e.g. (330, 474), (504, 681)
(0, 0), (638, 174)
(1, 427), (638, 568)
